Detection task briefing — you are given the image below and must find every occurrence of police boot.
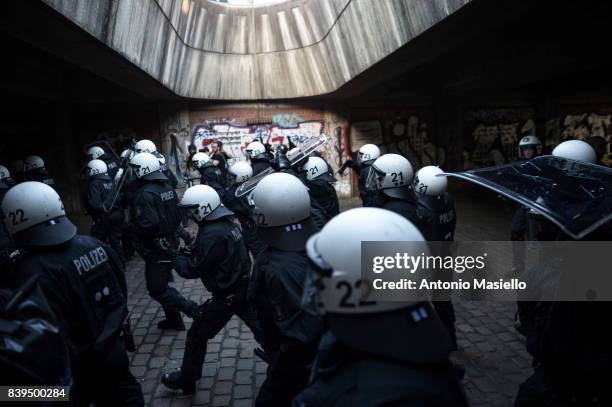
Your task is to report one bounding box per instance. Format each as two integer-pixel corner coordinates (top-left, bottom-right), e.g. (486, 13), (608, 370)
(157, 319), (185, 331)
(161, 371), (196, 394)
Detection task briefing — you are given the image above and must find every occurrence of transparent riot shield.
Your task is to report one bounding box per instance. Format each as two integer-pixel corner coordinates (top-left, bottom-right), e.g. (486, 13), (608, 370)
(443, 156), (612, 240)
(235, 134), (328, 197)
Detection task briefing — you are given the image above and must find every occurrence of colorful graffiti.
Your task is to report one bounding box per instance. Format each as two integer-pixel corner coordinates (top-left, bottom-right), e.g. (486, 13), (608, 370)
(191, 120), (325, 162)
(463, 108), (535, 169)
(546, 109), (612, 166)
(272, 113), (305, 127)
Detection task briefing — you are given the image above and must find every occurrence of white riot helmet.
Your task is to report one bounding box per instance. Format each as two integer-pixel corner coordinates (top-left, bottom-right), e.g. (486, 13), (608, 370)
(552, 140), (597, 164)
(134, 139), (157, 154)
(86, 159), (108, 177)
(302, 157), (335, 182)
(305, 207), (450, 364)
(191, 152), (211, 169)
(0, 165), (15, 188)
(413, 166), (447, 196)
(251, 172), (317, 251)
(229, 161), (253, 184)
(23, 155), (45, 172)
(1, 181), (76, 247)
(517, 135), (542, 159)
(358, 144), (381, 163)
(0, 165), (11, 181)
(87, 146), (105, 160)
(178, 185), (233, 222)
(366, 154), (414, 199)
(245, 141), (266, 159)
(129, 152), (166, 181)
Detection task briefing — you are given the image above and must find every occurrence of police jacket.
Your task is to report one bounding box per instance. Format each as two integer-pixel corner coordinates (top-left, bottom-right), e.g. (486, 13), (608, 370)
(21, 169), (57, 191)
(174, 216), (251, 297)
(251, 158), (271, 176)
(293, 331), (468, 407)
(249, 248), (324, 349)
(18, 235), (128, 358)
(101, 154), (120, 179)
(198, 162), (226, 196)
(380, 187), (419, 225)
(84, 174), (115, 218)
(222, 185), (252, 224)
(306, 178), (340, 222)
(129, 180), (182, 242)
(415, 193), (456, 241)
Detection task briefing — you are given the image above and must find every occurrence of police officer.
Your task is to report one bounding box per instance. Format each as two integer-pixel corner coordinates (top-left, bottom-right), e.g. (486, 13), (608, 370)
(340, 144), (383, 207)
(365, 153), (419, 224)
(514, 139), (611, 406)
(83, 159), (125, 262)
(128, 152), (197, 330)
(293, 207), (468, 406)
(1, 181), (144, 405)
(284, 149), (330, 229)
(223, 161), (266, 257)
(413, 165), (459, 352)
(246, 141), (271, 175)
(87, 145), (120, 179)
(161, 185), (263, 393)
(301, 157), (340, 222)
(249, 172), (324, 407)
(511, 136), (542, 242)
(20, 155), (57, 190)
(191, 152), (226, 198)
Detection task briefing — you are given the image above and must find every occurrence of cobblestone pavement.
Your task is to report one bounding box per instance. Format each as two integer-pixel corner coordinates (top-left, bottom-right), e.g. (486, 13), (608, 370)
(126, 192), (532, 406)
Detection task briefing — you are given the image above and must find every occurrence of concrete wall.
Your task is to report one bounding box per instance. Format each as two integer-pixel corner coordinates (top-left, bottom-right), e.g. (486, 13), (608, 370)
(41, 0), (470, 99)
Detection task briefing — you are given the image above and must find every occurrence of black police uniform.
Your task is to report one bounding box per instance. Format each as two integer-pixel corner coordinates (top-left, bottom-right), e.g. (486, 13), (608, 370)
(250, 248), (324, 407)
(305, 177), (340, 223)
(84, 173), (124, 261)
(251, 156), (272, 176)
(129, 177), (196, 328)
(293, 331), (468, 407)
(100, 153), (120, 179)
(0, 274), (72, 387)
(379, 186), (419, 224)
(163, 213), (263, 392)
(414, 192), (458, 350)
(198, 162), (226, 199)
(223, 184), (266, 257)
(19, 235), (143, 406)
(21, 169), (57, 190)
(515, 220), (612, 406)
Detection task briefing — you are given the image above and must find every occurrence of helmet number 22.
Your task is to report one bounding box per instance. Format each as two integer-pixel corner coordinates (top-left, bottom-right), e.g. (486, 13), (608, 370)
(336, 280), (376, 308)
(9, 209), (28, 226)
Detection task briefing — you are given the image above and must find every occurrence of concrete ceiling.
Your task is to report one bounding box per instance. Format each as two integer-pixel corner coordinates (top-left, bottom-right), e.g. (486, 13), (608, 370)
(36, 0), (471, 100)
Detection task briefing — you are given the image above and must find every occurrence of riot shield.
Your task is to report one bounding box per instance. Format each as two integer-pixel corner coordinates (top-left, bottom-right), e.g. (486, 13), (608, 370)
(235, 134), (328, 197)
(443, 155), (612, 240)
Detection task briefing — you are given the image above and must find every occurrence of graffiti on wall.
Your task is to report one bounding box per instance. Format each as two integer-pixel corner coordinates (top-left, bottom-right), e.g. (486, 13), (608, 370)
(546, 109), (612, 166)
(349, 115), (445, 170)
(191, 120), (325, 162)
(463, 108), (535, 169)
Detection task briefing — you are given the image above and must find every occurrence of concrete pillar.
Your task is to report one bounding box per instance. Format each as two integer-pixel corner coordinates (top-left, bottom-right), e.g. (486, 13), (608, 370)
(158, 102), (191, 182)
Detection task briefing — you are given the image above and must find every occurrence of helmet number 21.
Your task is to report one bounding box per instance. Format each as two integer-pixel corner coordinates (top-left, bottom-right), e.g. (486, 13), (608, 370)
(9, 209), (28, 226)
